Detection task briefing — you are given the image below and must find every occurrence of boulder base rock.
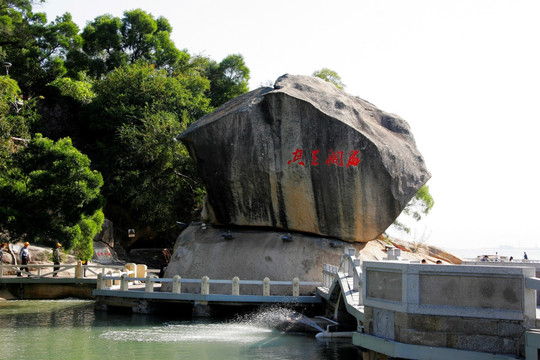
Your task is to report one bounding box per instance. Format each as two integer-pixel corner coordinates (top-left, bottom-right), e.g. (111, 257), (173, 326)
(163, 223), (365, 295)
(179, 74), (430, 242)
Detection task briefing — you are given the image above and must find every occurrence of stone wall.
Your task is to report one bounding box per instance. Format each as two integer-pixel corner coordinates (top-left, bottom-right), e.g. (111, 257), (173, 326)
(364, 307), (525, 355)
(361, 261), (537, 357)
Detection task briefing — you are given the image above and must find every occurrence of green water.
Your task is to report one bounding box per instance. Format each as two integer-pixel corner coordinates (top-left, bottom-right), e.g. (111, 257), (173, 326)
(0, 300), (362, 360)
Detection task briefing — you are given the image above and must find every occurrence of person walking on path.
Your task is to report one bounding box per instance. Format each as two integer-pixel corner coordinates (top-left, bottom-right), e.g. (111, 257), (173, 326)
(18, 242), (31, 277)
(53, 243), (62, 277)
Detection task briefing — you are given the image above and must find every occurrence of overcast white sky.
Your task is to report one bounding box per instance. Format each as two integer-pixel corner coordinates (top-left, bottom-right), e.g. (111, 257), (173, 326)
(39, 0), (540, 253)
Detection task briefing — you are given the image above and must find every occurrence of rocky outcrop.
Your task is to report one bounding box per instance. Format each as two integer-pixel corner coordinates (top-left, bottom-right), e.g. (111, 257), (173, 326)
(94, 219), (114, 248)
(163, 222), (366, 295)
(178, 74), (430, 242)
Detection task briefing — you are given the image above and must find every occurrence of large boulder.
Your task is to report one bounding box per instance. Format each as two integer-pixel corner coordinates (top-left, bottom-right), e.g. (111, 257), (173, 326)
(163, 222), (364, 295)
(178, 74), (430, 242)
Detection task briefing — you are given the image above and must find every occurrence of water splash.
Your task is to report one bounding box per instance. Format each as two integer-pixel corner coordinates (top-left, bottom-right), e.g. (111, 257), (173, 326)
(100, 321), (273, 344)
(235, 306), (325, 333)
(99, 306), (328, 344)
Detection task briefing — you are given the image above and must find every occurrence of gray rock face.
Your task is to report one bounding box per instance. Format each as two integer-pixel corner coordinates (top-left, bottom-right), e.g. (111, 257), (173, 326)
(178, 74), (430, 242)
(163, 222), (364, 295)
(93, 219), (114, 247)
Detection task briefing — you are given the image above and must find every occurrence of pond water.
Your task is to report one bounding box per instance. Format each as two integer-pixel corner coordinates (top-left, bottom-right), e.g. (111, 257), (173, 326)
(0, 300), (362, 360)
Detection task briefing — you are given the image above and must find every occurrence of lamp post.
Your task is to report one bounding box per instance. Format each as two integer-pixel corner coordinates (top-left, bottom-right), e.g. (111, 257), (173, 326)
(2, 62), (11, 75)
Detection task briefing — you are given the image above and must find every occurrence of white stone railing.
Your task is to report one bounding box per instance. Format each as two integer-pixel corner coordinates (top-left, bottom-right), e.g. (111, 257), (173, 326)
(322, 248), (363, 306)
(362, 260), (537, 322)
(97, 273), (321, 297)
(525, 276), (540, 292)
(322, 264), (339, 288)
(0, 263), (133, 279)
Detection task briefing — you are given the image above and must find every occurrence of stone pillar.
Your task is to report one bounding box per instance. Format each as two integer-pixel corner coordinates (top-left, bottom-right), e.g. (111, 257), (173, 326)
(145, 274), (153, 293)
(201, 276), (210, 295)
(172, 275), (181, 293)
(292, 277), (300, 297)
(75, 261), (83, 279)
(232, 276), (240, 295)
(353, 258), (361, 292)
(97, 273), (104, 290)
(263, 277), (270, 296)
(120, 274), (129, 291)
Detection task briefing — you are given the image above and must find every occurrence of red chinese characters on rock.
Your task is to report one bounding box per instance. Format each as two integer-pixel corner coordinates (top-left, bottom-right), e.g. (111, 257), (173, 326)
(287, 148), (362, 167)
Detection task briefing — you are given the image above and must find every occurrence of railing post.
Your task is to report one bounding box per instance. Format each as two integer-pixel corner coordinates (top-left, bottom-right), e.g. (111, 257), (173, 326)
(263, 277), (270, 296)
(75, 261), (83, 279)
(232, 276), (240, 295)
(0, 265), (3, 278)
(292, 277), (300, 297)
(145, 274), (154, 293)
(353, 258), (361, 291)
(172, 275), (181, 294)
(120, 274), (129, 291)
(201, 276), (210, 295)
(97, 273), (104, 290)
(37, 266), (41, 277)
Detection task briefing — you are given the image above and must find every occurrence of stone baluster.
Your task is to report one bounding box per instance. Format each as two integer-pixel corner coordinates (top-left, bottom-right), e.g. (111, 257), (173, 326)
(75, 261), (83, 279)
(145, 274), (153, 293)
(120, 274), (129, 291)
(172, 275), (181, 294)
(292, 277), (300, 297)
(201, 276), (210, 295)
(263, 277), (270, 296)
(232, 276), (240, 295)
(97, 273), (104, 290)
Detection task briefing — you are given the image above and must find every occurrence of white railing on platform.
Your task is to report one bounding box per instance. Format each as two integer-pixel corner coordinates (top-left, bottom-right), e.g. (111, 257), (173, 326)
(0, 263), (129, 279)
(96, 273), (321, 297)
(323, 264), (339, 288)
(322, 248), (363, 306)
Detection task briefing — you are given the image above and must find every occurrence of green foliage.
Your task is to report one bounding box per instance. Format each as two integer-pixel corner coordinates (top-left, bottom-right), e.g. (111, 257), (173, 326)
(312, 68), (346, 90)
(113, 112), (204, 233)
(90, 62), (210, 135)
(48, 76), (95, 104)
(0, 3), (253, 247)
(83, 62), (209, 239)
(0, 2), (81, 94)
(393, 185), (434, 233)
(0, 134), (104, 249)
(69, 9), (190, 79)
(0, 75), (40, 171)
(73, 209), (104, 260)
(205, 54), (250, 107)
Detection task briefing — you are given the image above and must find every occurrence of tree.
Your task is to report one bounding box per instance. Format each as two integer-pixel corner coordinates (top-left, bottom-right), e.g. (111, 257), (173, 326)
(313, 68), (345, 90)
(0, 1), (81, 95)
(0, 75), (39, 171)
(392, 184), (434, 234)
(87, 61), (210, 149)
(68, 9), (190, 79)
(84, 62), (210, 241)
(205, 54), (250, 107)
(0, 134), (104, 252)
(113, 112), (204, 239)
